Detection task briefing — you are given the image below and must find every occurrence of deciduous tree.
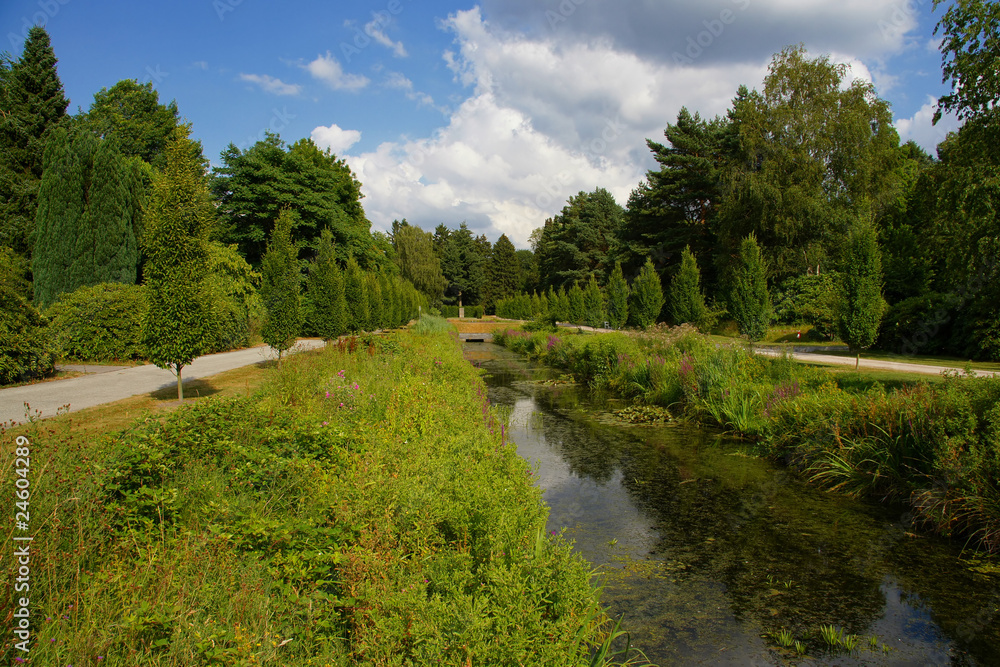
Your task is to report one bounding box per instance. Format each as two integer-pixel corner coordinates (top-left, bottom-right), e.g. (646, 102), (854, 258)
(142, 128), (214, 399)
(728, 234), (772, 344)
(838, 221), (887, 369)
(261, 209), (303, 358)
(606, 261), (629, 329)
(306, 228), (346, 340)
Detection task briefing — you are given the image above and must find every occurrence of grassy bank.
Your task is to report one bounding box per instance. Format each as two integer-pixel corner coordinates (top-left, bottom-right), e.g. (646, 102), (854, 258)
(495, 325), (1000, 553)
(1, 320), (631, 666)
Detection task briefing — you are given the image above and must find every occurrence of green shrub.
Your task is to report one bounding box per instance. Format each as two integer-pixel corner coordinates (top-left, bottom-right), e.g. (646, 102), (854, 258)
(47, 283), (148, 361)
(772, 272), (839, 338)
(876, 291), (959, 356)
(0, 288), (55, 384)
(203, 242), (262, 352)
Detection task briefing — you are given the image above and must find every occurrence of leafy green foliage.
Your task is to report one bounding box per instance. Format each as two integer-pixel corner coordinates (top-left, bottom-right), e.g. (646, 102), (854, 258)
(933, 0), (1000, 121)
(392, 220), (446, 304)
(568, 281), (586, 324)
(306, 228), (347, 340)
(728, 234), (771, 342)
(142, 128), (214, 397)
(343, 255), (369, 332)
(837, 221), (887, 361)
(536, 188), (623, 291)
(0, 285), (54, 384)
(606, 261), (630, 329)
(47, 283), (148, 361)
(260, 209), (302, 356)
(485, 232), (520, 311)
(771, 273), (839, 338)
(669, 245), (709, 329)
(211, 133), (373, 268)
(83, 79), (186, 169)
(719, 46), (901, 282)
(203, 241), (262, 353)
(629, 258), (665, 329)
(583, 275), (607, 327)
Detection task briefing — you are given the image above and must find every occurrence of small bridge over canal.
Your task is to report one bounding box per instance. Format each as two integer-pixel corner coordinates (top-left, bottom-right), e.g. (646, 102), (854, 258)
(458, 332), (493, 343)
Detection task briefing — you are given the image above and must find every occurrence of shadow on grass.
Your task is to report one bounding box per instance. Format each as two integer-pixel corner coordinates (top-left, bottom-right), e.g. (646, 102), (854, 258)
(150, 379), (224, 401)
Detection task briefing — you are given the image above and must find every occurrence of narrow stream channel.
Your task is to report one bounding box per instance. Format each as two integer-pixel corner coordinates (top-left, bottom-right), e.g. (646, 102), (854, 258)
(464, 342), (1000, 666)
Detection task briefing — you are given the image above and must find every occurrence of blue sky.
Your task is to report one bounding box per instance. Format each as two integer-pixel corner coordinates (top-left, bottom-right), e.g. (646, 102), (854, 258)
(3, 0), (962, 247)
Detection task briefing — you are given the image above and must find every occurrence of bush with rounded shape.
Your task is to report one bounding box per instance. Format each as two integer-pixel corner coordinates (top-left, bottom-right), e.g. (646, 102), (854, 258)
(1, 289), (55, 384)
(47, 283), (148, 361)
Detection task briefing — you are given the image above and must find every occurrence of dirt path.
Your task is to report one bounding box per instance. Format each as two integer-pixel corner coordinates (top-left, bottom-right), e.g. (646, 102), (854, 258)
(0, 339), (326, 426)
(755, 347), (998, 378)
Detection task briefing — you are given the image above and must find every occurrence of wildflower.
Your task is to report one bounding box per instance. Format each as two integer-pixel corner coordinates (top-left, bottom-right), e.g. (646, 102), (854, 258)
(321, 421), (328, 427)
(325, 391), (330, 398)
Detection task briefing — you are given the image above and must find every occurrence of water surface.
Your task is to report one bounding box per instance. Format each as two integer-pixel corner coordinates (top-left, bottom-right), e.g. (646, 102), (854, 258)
(465, 342), (1000, 666)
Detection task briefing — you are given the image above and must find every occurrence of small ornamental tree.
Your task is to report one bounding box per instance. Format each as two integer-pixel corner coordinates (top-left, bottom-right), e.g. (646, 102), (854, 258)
(583, 275), (606, 327)
(838, 220), (887, 369)
(307, 227), (346, 341)
(729, 234), (772, 344)
(260, 209), (302, 358)
(141, 128), (213, 400)
(630, 258), (665, 329)
(607, 261), (630, 329)
(344, 256), (369, 332)
(670, 245), (709, 328)
(568, 282), (586, 324)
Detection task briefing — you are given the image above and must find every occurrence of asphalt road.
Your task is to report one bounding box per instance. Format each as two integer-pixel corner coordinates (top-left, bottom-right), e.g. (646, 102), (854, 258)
(0, 339), (326, 426)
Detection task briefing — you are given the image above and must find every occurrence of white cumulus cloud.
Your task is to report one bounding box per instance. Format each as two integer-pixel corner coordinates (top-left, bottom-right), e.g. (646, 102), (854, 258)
(311, 123), (362, 154)
(895, 96), (962, 154)
(365, 18), (408, 58)
(304, 52), (370, 92)
(238, 73), (301, 96)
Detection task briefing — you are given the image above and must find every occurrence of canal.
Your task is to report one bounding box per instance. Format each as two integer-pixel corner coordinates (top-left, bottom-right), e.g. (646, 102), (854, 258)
(465, 342), (1000, 666)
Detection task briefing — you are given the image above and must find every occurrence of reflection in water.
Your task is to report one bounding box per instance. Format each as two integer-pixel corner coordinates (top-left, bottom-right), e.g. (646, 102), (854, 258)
(466, 343), (1000, 666)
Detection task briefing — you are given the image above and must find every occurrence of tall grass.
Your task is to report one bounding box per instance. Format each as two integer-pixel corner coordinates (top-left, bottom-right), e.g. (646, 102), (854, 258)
(495, 325), (1000, 553)
(1, 327), (629, 665)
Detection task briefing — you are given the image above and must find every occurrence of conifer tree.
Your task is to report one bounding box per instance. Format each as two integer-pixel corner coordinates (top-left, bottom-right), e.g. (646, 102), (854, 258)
(344, 256), (369, 332)
(260, 209), (302, 358)
(485, 233), (520, 310)
(607, 261), (630, 329)
(307, 227), (346, 340)
(729, 233), (772, 344)
(838, 220), (887, 369)
(0, 26), (69, 256)
(583, 275), (607, 327)
(630, 258), (665, 328)
(141, 128), (213, 400)
(33, 127), (139, 306)
(670, 246), (709, 328)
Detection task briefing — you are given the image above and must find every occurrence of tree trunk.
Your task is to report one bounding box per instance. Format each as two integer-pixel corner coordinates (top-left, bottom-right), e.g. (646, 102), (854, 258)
(177, 365), (184, 400)
(855, 353), (860, 371)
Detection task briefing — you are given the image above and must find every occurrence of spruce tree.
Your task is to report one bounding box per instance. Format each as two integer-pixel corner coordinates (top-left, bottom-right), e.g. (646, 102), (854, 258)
(729, 233), (772, 344)
(485, 233), (520, 311)
(344, 256), (369, 332)
(670, 245), (709, 328)
(0, 26), (69, 256)
(838, 220), (887, 369)
(141, 128), (213, 400)
(568, 282), (586, 324)
(33, 126), (140, 306)
(260, 209), (302, 358)
(583, 275), (607, 327)
(307, 227), (346, 341)
(630, 258), (665, 328)
(607, 261), (630, 329)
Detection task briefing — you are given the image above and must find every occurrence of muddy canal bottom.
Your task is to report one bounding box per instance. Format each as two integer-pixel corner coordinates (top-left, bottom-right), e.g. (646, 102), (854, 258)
(465, 343), (1000, 666)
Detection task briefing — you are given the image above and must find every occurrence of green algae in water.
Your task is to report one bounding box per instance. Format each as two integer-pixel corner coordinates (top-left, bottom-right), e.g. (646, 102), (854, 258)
(468, 342), (1000, 666)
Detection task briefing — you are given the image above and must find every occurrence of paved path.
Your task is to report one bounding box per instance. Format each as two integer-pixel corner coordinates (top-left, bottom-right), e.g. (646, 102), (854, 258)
(0, 340), (326, 426)
(755, 347), (998, 378)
